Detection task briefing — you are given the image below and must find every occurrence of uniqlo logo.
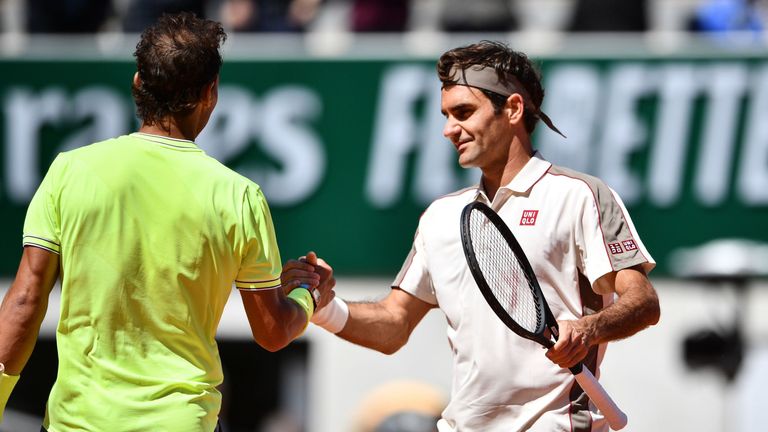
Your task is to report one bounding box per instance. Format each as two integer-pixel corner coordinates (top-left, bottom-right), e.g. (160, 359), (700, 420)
(520, 210), (539, 226)
(623, 239), (638, 251)
(608, 242), (624, 254)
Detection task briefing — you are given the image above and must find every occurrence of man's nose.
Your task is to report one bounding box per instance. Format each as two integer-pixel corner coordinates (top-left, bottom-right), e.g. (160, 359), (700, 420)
(443, 120), (460, 139)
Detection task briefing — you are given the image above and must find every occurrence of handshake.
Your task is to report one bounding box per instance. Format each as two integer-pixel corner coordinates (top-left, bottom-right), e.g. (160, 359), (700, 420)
(281, 251), (349, 334)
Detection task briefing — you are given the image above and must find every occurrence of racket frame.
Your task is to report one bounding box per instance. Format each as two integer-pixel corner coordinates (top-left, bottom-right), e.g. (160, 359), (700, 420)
(460, 201), (557, 348)
(459, 201), (628, 430)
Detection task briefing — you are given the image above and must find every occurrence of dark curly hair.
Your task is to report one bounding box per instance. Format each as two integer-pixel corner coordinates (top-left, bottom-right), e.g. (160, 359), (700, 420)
(132, 12), (227, 127)
(437, 40), (544, 134)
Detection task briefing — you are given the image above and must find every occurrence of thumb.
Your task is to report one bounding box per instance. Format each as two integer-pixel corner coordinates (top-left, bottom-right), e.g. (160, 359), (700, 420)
(304, 251), (318, 265)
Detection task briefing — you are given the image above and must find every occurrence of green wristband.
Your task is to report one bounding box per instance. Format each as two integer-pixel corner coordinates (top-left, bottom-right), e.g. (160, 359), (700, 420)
(0, 368), (20, 424)
(287, 287), (315, 325)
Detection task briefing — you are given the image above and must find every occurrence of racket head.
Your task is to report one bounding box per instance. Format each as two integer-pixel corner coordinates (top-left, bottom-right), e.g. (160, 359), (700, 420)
(460, 201), (552, 347)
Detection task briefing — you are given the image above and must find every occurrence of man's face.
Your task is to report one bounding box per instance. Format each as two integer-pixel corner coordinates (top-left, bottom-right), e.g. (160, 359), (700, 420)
(440, 85), (512, 171)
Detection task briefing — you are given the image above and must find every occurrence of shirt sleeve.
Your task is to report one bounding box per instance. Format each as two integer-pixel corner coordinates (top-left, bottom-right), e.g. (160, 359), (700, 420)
(391, 228), (437, 305)
(22, 154), (66, 254)
(578, 183), (656, 285)
(234, 184), (282, 290)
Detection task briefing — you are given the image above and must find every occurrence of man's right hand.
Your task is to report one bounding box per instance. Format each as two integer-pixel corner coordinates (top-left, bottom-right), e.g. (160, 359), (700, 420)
(302, 251), (336, 310)
(281, 251), (336, 310)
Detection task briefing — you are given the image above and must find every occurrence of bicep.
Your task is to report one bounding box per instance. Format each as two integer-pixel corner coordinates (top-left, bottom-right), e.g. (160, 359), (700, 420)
(0, 246), (59, 371)
(14, 246), (60, 295)
(593, 265), (657, 301)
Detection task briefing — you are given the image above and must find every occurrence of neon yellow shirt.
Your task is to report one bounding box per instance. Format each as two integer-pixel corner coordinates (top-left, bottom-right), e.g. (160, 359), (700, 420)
(23, 133), (282, 432)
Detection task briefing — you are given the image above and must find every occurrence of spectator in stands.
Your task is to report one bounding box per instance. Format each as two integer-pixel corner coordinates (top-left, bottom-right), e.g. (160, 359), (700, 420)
(438, 0), (517, 32)
(122, 0), (206, 32)
(688, 0), (765, 36)
(568, 0), (649, 32)
(26, 0), (112, 33)
(218, 0), (321, 32)
(351, 0), (410, 32)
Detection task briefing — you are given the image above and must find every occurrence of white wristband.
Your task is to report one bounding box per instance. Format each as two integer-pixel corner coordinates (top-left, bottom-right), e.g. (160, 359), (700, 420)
(310, 297), (349, 334)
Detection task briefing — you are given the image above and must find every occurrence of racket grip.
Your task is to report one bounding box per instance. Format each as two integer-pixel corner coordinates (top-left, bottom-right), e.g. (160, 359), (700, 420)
(573, 366), (627, 430)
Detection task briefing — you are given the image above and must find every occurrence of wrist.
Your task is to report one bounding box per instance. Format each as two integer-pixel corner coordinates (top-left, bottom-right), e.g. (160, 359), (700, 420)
(286, 288), (315, 326)
(0, 364), (20, 423)
(311, 297), (349, 333)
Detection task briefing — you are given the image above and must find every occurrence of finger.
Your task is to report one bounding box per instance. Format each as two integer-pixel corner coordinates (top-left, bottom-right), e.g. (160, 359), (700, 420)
(560, 348), (587, 369)
(547, 339), (586, 368)
(305, 251), (318, 265)
(546, 340), (572, 363)
(280, 272), (320, 289)
(281, 279), (305, 293)
(316, 259), (333, 274)
(283, 269), (321, 281)
(283, 259), (315, 272)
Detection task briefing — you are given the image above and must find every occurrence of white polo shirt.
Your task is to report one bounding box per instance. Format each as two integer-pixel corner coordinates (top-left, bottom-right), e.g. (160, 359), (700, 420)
(393, 152), (654, 432)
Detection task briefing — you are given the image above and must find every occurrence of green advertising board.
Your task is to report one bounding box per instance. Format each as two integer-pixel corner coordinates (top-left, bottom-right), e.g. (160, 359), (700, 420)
(1, 53), (766, 277)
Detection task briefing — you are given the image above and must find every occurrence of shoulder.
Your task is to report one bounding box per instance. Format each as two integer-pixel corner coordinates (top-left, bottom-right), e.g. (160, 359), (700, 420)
(419, 185), (477, 226)
(56, 136), (150, 168)
(543, 164), (617, 203)
(425, 185), (477, 212)
(45, 137), (125, 174)
(60, 136), (122, 158)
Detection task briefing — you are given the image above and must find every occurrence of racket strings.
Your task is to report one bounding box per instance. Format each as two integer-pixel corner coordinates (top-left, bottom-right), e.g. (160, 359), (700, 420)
(470, 210), (542, 333)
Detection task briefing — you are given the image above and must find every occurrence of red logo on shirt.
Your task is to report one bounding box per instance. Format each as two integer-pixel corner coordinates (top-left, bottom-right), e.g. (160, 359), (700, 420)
(623, 239), (638, 251)
(608, 242), (624, 254)
(520, 210), (539, 226)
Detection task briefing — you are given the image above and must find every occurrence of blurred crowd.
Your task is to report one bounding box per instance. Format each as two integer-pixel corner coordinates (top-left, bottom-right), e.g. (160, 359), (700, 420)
(1, 0), (766, 36)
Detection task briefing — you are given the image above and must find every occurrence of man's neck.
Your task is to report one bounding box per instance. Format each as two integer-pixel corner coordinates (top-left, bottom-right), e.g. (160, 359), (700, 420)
(481, 142), (533, 202)
(138, 121), (197, 141)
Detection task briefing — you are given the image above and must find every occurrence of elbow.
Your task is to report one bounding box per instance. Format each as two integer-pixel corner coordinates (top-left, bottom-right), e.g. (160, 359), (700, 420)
(647, 299), (661, 327)
(375, 331), (409, 356)
(260, 340), (290, 353)
(377, 343), (402, 356)
(251, 325), (299, 353)
(256, 333), (293, 352)
(637, 291), (661, 328)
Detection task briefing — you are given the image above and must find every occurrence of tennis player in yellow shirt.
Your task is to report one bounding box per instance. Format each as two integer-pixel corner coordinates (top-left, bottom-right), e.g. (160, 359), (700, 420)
(0, 12), (332, 432)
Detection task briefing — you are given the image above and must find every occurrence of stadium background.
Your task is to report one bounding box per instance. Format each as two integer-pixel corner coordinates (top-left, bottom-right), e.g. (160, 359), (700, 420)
(1, 1), (767, 431)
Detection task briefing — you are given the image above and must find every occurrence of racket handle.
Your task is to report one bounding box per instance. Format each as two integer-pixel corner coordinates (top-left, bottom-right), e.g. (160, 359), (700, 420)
(573, 366), (627, 430)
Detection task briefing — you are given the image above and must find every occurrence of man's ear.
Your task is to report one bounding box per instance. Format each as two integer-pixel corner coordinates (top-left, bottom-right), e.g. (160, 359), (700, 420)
(201, 77), (219, 106)
(133, 72), (141, 88)
(506, 93), (525, 125)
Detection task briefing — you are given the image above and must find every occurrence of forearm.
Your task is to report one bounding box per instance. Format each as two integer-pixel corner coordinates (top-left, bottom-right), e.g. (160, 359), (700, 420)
(240, 288), (312, 352)
(583, 270), (660, 345)
(0, 280), (50, 374)
(263, 301), (308, 350)
(336, 301), (412, 355)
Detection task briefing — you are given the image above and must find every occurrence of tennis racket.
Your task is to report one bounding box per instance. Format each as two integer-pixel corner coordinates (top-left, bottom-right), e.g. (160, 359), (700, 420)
(460, 201), (628, 430)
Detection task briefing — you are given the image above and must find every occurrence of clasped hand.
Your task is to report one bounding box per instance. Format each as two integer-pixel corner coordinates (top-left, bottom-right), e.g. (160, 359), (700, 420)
(281, 251), (336, 310)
